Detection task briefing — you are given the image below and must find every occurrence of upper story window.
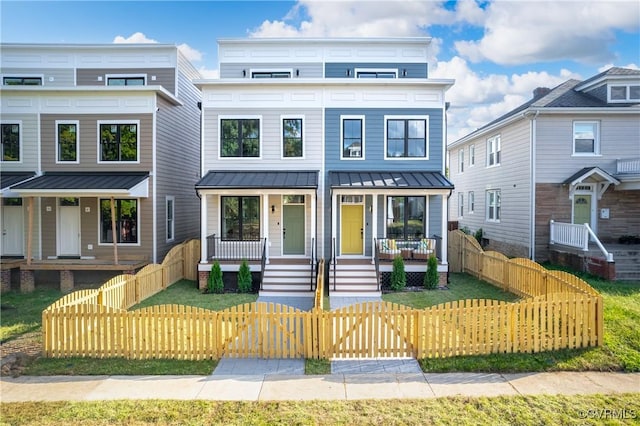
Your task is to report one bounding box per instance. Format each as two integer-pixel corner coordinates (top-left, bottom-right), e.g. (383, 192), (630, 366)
(458, 193), (464, 217)
(469, 144), (475, 166)
(106, 76), (145, 86)
(3, 76), (42, 86)
(1, 123), (20, 162)
(386, 117), (427, 159)
(486, 190), (501, 222)
(282, 118), (303, 158)
(56, 121), (79, 163)
(220, 118), (260, 158)
(573, 121), (600, 155)
(251, 71), (291, 79)
(166, 196), (175, 242)
(487, 135), (501, 167)
(99, 121), (139, 162)
(608, 84), (640, 103)
(355, 69), (397, 79)
(341, 116), (364, 159)
(458, 149), (464, 173)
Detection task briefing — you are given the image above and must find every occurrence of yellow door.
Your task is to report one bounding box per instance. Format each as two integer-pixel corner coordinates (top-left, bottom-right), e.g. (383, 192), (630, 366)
(341, 204), (363, 255)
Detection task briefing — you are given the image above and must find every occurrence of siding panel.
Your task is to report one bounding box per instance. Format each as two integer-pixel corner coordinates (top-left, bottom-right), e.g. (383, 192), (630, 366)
(76, 68), (176, 94)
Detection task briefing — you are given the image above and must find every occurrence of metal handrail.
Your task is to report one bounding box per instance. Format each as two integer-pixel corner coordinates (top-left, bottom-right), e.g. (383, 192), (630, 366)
(331, 237), (337, 292)
(585, 223), (614, 262)
(373, 237), (381, 292)
(309, 237), (316, 291)
(259, 238), (267, 291)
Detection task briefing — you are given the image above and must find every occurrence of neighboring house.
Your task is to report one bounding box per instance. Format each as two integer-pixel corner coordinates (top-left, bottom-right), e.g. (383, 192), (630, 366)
(0, 43), (202, 290)
(448, 67), (640, 280)
(195, 38), (454, 295)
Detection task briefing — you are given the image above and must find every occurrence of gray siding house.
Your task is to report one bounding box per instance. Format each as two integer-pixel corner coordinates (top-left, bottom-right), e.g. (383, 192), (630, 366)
(448, 68), (640, 280)
(196, 38), (454, 295)
(1, 43), (201, 290)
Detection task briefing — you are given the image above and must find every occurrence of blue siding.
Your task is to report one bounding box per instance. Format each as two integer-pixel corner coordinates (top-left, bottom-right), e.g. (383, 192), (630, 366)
(325, 63), (428, 78)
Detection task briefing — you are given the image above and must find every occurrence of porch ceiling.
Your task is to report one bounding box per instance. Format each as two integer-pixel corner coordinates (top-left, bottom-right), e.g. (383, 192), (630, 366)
(329, 171), (453, 190)
(10, 172), (150, 197)
(196, 170), (318, 190)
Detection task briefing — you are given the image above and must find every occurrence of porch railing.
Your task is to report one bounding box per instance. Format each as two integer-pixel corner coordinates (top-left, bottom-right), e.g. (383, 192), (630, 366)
(331, 237), (337, 292)
(259, 238), (268, 291)
(309, 237), (317, 291)
(617, 158), (640, 174)
(206, 234), (265, 261)
(549, 221), (613, 262)
(373, 238), (381, 291)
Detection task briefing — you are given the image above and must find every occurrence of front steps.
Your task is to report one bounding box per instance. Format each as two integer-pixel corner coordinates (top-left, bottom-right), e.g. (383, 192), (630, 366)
(328, 260), (381, 297)
(612, 247), (640, 281)
(260, 261), (315, 296)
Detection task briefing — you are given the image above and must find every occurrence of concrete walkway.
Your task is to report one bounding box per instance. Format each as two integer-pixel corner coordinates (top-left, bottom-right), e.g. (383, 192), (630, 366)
(2, 369), (638, 402)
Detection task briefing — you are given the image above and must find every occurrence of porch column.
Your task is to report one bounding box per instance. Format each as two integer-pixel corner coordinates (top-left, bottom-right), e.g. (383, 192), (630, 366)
(110, 196), (118, 265)
(26, 197), (34, 265)
(441, 193), (448, 265)
(331, 192), (337, 257)
(200, 193), (207, 263)
(371, 193), (378, 264)
(310, 192), (316, 261)
(262, 194), (269, 264)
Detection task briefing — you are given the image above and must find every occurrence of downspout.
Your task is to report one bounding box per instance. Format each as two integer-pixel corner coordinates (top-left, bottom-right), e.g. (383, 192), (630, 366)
(527, 110), (540, 260)
(152, 104), (158, 264)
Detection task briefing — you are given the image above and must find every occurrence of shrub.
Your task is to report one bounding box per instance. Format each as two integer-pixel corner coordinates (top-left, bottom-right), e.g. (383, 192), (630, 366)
(237, 259), (253, 293)
(390, 256), (406, 291)
(459, 226), (471, 235)
(473, 228), (483, 245)
(424, 255), (439, 290)
(208, 261), (224, 294)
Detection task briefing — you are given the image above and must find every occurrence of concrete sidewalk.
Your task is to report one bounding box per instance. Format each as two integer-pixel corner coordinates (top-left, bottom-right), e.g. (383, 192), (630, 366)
(2, 371), (638, 402)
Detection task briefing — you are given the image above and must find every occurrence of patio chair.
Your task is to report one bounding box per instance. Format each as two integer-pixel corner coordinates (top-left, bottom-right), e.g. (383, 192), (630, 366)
(379, 239), (400, 260)
(412, 238), (435, 260)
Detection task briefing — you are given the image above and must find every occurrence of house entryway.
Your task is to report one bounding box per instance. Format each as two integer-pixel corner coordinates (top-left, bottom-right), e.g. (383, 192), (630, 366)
(340, 204), (363, 255)
(573, 194), (592, 227)
(1, 198), (23, 256)
(58, 197), (80, 257)
(283, 203), (305, 255)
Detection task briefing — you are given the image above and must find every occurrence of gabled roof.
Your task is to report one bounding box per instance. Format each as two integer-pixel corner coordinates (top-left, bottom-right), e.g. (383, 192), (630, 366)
(575, 67), (640, 92)
(329, 171), (453, 190)
(196, 171), (318, 190)
(563, 167), (620, 186)
(11, 172), (150, 197)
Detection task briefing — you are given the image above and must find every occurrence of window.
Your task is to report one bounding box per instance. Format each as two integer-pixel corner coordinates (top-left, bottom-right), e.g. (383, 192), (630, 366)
(220, 118), (260, 157)
(166, 196), (175, 242)
(100, 199), (138, 244)
(3, 198), (22, 206)
(3, 76), (42, 85)
(251, 71), (291, 78)
(458, 193), (464, 217)
(99, 122), (138, 162)
(1, 123), (20, 162)
(487, 135), (501, 166)
(386, 196), (425, 240)
(222, 196), (259, 241)
(486, 190), (501, 222)
(609, 84), (640, 102)
(282, 118), (303, 158)
(458, 149), (464, 173)
(341, 117), (364, 159)
(470, 144), (475, 166)
(56, 121), (78, 163)
(386, 118), (427, 158)
(107, 76), (145, 86)
(573, 121), (599, 155)
(469, 191), (475, 214)
(355, 70), (397, 78)
(284, 195), (305, 204)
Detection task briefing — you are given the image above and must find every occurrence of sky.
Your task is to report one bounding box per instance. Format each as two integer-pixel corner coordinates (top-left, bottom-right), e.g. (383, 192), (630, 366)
(1, 0), (639, 142)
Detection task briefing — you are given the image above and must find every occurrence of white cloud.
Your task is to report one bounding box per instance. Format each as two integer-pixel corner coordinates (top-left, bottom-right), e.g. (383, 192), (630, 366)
(455, 1), (640, 65)
(113, 32), (158, 44)
(177, 43), (203, 62)
(198, 66), (219, 79)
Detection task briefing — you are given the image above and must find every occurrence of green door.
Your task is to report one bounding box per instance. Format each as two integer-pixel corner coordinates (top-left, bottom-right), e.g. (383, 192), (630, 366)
(573, 194), (592, 226)
(283, 204), (305, 255)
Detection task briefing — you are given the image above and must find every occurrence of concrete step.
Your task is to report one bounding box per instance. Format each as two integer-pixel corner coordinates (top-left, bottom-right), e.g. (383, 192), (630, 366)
(261, 283), (314, 292)
(263, 277), (315, 285)
(258, 290), (315, 297)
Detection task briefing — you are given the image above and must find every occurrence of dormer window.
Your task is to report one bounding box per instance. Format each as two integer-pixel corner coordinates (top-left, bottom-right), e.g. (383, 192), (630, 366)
(106, 75), (146, 86)
(608, 84), (640, 102)
(251, 71), (291, 79)
(3, 76), (42, 86)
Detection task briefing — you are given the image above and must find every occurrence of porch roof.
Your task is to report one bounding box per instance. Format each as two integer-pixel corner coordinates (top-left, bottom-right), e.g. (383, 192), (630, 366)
(329, 171), (453, 190)
(1, 172), (36, 192)
(563, 167), (620, 187)
(196, 170), (318, 190)
(11, 172), (150, 197)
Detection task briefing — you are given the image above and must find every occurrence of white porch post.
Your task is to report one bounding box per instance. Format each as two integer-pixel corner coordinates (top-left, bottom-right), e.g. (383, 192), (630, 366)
(200, 193), (208, 263)
(441, 193), (448, 265)
(263, 194), (270, 264)
(331, 192), (338, 257)
(310, 191), (316, 261)
(371, 193), (378, 264)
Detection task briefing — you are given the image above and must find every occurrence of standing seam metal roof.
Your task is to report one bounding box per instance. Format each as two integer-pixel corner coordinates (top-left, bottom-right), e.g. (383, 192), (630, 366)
(329, 171), (453, 189)
(196, 171), (319, 189)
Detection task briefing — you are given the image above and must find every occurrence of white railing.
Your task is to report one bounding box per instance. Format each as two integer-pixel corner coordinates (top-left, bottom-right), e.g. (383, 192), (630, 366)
(617, 158), (640, 174)
(549, 220), (613, 262)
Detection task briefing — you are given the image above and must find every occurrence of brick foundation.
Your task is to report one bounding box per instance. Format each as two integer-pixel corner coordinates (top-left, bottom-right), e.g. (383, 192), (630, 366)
(549, 250), (615, 281)
(20, 270), (35, 293)
(438, 271), (448, 286)
(1, 269), (11, 293)
(198, 270), (209, 292)
(60, 270), (74, 293)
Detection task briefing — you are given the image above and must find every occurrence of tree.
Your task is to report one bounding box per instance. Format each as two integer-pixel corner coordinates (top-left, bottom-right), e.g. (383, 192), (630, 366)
(390, 255), (406, 291)
(208, 261), (224, 294)
(237, 259), (253, 293)
(424, 255), (439, 290)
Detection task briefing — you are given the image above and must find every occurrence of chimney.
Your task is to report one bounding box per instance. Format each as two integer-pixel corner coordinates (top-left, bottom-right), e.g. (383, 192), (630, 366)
(533, 87), (551, 99)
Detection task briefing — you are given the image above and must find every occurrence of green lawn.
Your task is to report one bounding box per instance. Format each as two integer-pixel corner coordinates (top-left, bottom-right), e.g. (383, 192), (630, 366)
(0, 288), (62, 342)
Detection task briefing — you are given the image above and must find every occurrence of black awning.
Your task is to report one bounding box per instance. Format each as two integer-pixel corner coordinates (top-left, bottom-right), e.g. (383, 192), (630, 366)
(196, 170), (319, 190)
(11, 172), (150, 197)
(329, 171), (453, 190)
(1, 172), (36, 190)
